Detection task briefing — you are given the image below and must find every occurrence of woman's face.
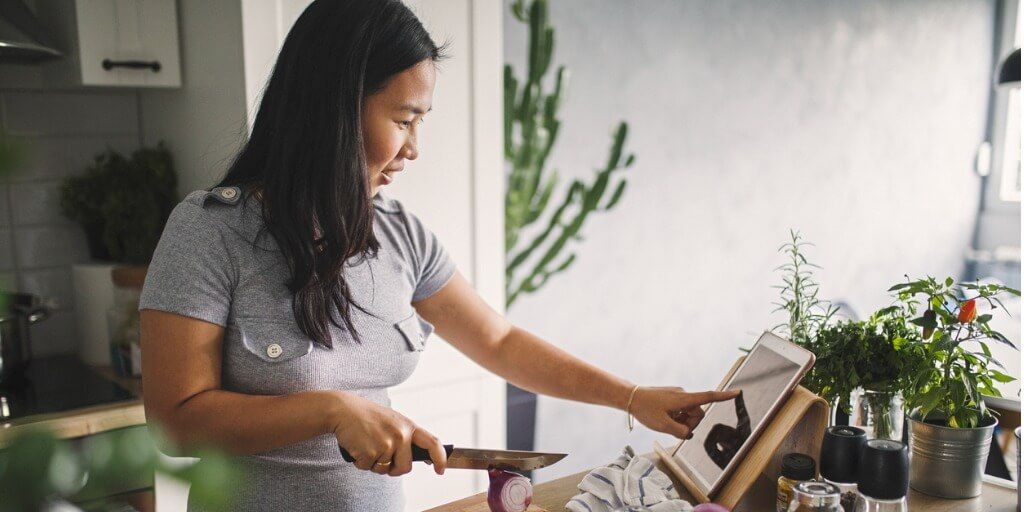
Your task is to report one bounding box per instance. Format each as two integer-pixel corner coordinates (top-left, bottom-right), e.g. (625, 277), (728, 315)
(361, 60), (437, 197)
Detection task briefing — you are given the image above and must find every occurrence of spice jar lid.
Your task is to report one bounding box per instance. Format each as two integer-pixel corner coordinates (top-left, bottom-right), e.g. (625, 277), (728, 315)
(792, 481), (841, 507)
(857, 439), (909, 500)
(819, 425), (867, 483)
(781, 452), (816, 481)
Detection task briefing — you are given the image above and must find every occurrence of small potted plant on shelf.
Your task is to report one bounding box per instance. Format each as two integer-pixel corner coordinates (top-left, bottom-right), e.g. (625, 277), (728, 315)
(59, 142), (177, 372)
(59, 142), (177, 264)
(888, 276), (1019, 499)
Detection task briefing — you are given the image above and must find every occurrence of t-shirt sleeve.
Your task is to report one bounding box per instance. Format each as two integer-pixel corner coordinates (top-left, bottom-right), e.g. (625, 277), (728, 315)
(138, 201), (236, 326)
(405, 211), (457, 302)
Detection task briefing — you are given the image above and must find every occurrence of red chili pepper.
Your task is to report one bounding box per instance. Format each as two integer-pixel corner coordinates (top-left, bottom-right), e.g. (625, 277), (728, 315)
(957, 299), (977, 323)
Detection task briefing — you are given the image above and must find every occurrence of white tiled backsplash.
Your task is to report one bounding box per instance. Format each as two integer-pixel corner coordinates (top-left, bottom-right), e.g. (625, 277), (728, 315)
(1, 90), (142, 355)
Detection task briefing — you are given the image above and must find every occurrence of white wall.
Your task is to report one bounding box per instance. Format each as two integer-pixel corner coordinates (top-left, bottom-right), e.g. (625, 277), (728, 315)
(503, 0), (1003, 482)
(140, 0), (248, 194)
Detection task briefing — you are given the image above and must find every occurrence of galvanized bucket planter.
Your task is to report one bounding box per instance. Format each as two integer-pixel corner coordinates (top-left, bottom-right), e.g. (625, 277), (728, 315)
(907, 413), (996, 499)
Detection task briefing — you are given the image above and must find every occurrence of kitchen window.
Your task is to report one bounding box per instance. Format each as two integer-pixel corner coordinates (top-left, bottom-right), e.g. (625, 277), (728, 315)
(969, 0), (1021, 285)
(993, 8), (1021, 203)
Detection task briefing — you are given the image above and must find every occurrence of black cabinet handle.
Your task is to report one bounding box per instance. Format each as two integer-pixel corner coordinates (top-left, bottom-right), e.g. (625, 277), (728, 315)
(102, 59), (161, 72)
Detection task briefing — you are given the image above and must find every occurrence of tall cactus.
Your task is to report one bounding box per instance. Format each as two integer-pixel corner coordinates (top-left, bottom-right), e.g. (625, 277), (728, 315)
(504, 0), (636, 307)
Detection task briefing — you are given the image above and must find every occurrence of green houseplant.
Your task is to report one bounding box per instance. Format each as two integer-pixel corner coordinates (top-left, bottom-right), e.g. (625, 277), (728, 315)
(59, 142), (178, 265)
(504, 0), (636, 308)
(769, 231), (929, 439)
(888, 276), (1019, 498)
(770, 230), (837, 348)
(502, 0), (637, 456)
(802, 311), (929, 440)
(0, 427), (241, 512)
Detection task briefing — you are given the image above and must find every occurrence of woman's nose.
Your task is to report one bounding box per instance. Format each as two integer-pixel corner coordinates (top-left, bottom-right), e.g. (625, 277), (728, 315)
(403, 140), (419, 161)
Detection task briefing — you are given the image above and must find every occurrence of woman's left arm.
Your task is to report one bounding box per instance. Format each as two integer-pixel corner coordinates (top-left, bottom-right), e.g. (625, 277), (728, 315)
(413, 270), (739, 439)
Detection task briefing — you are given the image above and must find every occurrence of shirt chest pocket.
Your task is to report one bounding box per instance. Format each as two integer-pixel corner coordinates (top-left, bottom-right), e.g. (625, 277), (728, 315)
(394, 311), (435, 352)
(238, 318), (313, 363)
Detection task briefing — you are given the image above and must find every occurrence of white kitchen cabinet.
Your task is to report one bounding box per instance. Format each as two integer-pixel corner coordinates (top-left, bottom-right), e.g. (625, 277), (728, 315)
(28, 0), (182, 88)
(73, 0), (181, 87)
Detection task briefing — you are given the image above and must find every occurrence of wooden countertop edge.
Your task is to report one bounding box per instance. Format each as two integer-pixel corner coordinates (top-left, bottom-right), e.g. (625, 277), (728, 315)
(426, 452), (1021, 512)
(0, 400), (146, 446)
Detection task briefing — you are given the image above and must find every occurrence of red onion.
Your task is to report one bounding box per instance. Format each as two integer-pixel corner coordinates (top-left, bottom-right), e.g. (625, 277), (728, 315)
(693, 503), (730, 512)
(487, 469), (532, 512)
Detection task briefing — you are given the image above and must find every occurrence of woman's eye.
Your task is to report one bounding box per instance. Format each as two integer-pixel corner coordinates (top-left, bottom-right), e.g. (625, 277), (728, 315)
(398, 118), (424, 129)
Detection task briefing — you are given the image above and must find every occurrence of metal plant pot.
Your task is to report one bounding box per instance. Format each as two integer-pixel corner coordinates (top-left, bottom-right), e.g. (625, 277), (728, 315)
(908, 413), (996, 499)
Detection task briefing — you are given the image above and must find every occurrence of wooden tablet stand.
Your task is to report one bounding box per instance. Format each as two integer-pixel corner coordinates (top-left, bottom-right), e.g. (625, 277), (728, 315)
(654, 358), (829, 510)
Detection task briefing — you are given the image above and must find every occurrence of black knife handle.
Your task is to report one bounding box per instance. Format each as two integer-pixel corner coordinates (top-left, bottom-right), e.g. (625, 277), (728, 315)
(340, 444), (454, 463)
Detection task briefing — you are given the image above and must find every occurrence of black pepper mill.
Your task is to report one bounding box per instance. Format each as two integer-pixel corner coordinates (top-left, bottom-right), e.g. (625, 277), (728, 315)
(854, 439), (909, 512)
(819, 426), (867, 512)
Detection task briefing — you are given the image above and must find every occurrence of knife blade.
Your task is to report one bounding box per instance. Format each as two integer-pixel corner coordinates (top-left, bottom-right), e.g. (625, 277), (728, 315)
(340, 444), (567, 471)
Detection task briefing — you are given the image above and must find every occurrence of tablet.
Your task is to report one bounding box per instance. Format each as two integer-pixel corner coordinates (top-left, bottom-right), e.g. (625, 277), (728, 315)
(674, 331), (815, 497)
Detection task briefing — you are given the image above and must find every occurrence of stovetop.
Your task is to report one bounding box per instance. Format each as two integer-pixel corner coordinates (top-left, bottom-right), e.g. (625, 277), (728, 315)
(0, 355), (137, 423)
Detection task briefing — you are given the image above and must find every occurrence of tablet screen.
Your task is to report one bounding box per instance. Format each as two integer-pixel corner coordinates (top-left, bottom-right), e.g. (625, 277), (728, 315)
(676, 339), (804, 490)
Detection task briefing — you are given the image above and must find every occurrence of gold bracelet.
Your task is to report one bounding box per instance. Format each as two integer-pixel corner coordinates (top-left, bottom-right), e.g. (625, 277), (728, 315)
(626, 385), (641, 432)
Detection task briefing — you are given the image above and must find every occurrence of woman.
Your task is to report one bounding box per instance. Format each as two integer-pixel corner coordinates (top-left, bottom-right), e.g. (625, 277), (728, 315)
(139, 1), (737, 510)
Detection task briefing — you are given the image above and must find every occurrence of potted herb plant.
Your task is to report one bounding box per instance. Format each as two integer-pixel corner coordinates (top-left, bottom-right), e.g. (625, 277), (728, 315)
(59, 142), (177, 369)
(59, 142), (177, 264)
(769, 231), (931, 439)
(889, 276), (1019, 498)
(803, 312), (929, 440)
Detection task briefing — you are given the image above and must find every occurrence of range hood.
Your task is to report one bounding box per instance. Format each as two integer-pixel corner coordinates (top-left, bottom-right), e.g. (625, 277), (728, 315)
(0, 0), (62, 62)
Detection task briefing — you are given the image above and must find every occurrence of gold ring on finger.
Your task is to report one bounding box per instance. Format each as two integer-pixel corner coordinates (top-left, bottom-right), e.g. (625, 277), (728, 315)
(374, 460), (392, 467)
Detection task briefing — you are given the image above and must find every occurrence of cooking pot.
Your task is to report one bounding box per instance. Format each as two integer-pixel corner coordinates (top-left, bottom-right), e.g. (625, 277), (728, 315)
(0, 293), (50, 386)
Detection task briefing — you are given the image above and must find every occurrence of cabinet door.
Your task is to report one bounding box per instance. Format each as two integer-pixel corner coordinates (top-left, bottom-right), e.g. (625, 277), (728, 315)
(76, 0), (181, 87)
(390, 377), (504, 511)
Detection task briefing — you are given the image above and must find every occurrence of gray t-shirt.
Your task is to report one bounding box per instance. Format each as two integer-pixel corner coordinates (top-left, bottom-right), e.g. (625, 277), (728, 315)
(139, 186), (456, 512)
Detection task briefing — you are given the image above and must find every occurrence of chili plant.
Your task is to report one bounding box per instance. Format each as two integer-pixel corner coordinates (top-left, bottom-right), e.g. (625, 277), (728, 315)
(889, 276), (1020, 428)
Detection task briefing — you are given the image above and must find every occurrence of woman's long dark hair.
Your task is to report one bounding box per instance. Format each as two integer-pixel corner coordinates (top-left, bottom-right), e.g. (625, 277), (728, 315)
(218, 0), (447, 348)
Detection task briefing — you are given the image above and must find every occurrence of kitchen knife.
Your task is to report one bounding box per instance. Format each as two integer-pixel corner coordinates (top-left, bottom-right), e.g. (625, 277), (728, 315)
(340, 444), (567, 471)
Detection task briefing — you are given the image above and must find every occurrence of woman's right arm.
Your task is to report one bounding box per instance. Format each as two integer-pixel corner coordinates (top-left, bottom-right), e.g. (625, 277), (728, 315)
(140, 309), (337, 455)
(140, 309), (448, 476)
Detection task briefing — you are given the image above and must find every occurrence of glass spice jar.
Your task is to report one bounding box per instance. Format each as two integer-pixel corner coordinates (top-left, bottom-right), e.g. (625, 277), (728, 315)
(777, 453), (817, 512)
(787, 481), (843, 512)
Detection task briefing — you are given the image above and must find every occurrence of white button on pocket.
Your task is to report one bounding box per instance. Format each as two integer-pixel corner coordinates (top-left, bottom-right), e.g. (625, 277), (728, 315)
(266, 343), (283, 358)
(395, 313), (435, 352)
(238, 320), (312, 363)
(220, 187), (237, 199)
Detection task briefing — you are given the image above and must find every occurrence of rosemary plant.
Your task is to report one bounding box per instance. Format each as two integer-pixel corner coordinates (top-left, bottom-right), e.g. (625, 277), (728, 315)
(770, 230), (838, 349)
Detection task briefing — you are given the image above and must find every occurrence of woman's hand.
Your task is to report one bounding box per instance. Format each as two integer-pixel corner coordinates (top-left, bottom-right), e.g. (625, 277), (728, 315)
(629, 386), (741, 439)
(326, 391), (448, 477)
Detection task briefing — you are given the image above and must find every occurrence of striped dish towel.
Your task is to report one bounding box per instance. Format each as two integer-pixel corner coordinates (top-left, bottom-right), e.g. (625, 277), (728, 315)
(565, 446), (693, 512)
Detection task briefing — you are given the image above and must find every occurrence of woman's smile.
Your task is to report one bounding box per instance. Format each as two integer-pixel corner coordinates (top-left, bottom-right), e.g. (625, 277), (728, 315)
(380, 166), (403, 185)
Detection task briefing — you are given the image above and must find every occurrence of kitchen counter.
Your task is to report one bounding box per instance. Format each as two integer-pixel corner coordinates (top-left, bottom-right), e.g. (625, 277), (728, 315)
(0, 359), (145, 447)
(427, 452), (1020, 511)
